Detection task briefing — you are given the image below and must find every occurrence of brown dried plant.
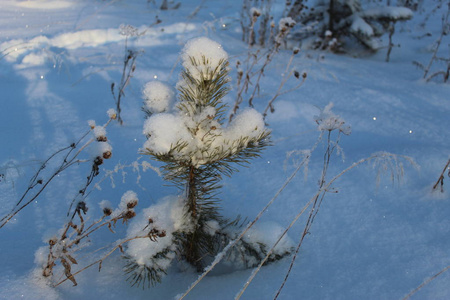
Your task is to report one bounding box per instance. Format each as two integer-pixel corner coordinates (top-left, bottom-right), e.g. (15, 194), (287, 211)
(43, 195), (165, 287)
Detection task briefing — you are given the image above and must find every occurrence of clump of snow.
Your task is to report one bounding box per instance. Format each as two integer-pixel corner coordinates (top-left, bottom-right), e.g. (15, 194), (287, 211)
(225, 221), (295, 268)
(204, 220), (221, 236)
(99, 200), (112, 212)
(87, 120), (96, 129)
(34, 246), (49, 267)
(107, 108), (117, 119)
(142, 81), (175, 114)
(362, 7), (413, 20)
(243, 221), (295, 257)
(92, 141), (112, 159)
(279, 17), (296, 31)
(20, 51), (47, 67)
(350, 16), (374, 37)
(125, 195), (192, 268)
(314, 103), (351, 135)
(93, 126), (107, 141)
(142, 113), (193, 154)
(226, 108), (266, 140)
(180, 37), (228, 81)
(119, 190), (138, 211)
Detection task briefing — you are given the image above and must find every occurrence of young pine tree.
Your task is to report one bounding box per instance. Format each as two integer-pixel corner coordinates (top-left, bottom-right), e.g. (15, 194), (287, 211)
(123, 37), (289, 287)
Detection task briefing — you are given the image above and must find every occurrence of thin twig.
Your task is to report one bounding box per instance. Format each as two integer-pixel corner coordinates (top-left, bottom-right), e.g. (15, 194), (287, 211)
(432, 158), (450, 192)
(402, 264), (450, 300)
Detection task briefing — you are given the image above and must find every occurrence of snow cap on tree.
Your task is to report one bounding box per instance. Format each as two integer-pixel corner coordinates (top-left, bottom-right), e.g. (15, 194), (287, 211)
(142, 113), (192, 155)
(180, 37), (228, 81)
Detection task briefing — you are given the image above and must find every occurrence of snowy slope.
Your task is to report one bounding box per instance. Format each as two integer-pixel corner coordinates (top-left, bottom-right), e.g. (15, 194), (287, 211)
(0, 0), (449, 299)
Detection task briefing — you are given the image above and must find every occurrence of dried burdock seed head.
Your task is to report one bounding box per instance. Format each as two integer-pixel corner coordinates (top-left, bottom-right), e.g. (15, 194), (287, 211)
(302, 72), (307, 79)
(103, 207), (112, 216)
(294, 70), (300, 79)
(96, 136), (108, 142)
(124, 210), (136, 220)
(94, 156), (103, 166)
(49, 238), (57, 246)
(127, 199), (138, 209)
(77, 201), (88, 214)
(158, 230), (166, 238)
(103, 150), (112, 159)
(148, 218), (153, 224)
(252, 8), (261, 17)
(37, 179), (43, 184)
(293, 47), (300, 55)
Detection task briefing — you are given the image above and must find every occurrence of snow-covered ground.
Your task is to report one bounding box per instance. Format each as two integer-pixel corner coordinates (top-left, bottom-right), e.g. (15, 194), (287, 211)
(0, 1), (449, 299)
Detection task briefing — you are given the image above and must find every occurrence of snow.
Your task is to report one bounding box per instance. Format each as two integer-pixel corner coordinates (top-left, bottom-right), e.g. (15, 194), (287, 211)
(226, 108), (266, 140)
(243, 221), (295, 258)
(362, 7), (414, 20)
(142, 81), (175, 114)
(93, 126), (107, 141)
(0, 0), (449, 299)
(125, 195), (190, 268)
(119, 190), (139, 211)
(142, 113), (193, 155)
(107, 108), (117, 120)
(350, 15), (374, 37)
(180, 37), (228, 81)
(92, 141), (112, 160)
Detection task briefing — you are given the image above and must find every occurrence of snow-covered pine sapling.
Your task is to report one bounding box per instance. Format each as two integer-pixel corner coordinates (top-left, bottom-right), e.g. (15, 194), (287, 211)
(127, 37), (277, 286)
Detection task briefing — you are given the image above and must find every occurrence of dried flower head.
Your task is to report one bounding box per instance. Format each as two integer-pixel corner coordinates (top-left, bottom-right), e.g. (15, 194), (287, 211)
(103, 150), (112, 159)
(103, 207), (112, 216)
(119, 24), (139, 37)
(127, 199), (138, 209)
(94, 156), (103, 166)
